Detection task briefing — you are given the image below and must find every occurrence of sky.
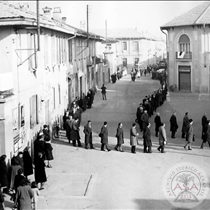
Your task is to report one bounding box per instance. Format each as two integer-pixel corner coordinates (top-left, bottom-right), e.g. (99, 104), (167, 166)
(14, 1), (205, 38)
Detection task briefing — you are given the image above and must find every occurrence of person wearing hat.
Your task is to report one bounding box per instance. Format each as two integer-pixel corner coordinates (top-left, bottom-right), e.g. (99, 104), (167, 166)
(184, 119), (194, 150)
(143, 122), (152, 153)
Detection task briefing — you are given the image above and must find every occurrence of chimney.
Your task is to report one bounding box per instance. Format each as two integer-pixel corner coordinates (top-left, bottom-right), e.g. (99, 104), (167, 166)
(42, 6), (52, 19)
(62, 17), (67, 23)
(53, 7), (62, 21)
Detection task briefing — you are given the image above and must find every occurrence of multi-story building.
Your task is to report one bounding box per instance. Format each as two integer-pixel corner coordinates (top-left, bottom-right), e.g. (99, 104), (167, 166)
(160, 1), (210, 93)
(93, 28), (166, 71)
(0, 2), (103, 158)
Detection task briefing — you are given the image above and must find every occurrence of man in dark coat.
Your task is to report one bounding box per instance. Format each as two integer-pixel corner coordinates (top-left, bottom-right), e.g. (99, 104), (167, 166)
(154, 112), (162, 137)
(114, 122), (124, 152)
(143, 123), (152, 153)
(101, 84), (107, 100)
(136, 104), (144, 132)
(141, 110), (149, 132)
(100, 121), (111, 151)
(201, 113), (208, 142)
(71, 118), (82, 147)
(201, 120), (210, 149)
(82, 93), (87, 112)
(181, 112), (189, 138)
(83, 120), (95, 149)
(170, 112), (179, 138)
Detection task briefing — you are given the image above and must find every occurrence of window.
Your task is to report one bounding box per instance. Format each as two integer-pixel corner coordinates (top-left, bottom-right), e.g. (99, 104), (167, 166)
(68, 39), (73, 62)
(51, 35), (55, 66)
(58, 84), (61, 104)
(122, 41), (127, 51)
(44, 34), (49, 67)
(133, 41), (139, 51)
(28, 33), (37, 70)
(52, 87), (55, 109)
(20, 105), (25, 127)
(30, 95), (39, 128)
(134, 58), (139, 65)
(179, 34), (190, 53)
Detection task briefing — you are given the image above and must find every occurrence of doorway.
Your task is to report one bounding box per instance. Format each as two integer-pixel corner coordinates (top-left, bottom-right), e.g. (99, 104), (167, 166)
(178, 66), (191, 91)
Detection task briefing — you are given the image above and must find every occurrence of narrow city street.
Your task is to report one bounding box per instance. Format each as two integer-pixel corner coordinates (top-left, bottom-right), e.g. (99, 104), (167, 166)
(5, 74), (210, 210)
(33, 74), (210, 210)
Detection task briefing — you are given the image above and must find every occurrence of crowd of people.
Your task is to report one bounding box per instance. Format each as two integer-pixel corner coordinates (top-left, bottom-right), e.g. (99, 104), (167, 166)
(0, 124), (53, 210)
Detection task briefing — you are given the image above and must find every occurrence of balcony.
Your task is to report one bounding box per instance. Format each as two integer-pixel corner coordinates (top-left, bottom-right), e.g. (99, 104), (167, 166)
(176, 52), (192, 61)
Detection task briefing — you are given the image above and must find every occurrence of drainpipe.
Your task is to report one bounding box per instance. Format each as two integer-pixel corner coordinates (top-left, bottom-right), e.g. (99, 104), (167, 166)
(161, 29), (169, 88)
(203, 24), (206, 68)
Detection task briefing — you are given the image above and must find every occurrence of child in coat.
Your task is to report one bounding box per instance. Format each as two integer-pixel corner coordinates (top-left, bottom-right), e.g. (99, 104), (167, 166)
(31, 182), (40, 210)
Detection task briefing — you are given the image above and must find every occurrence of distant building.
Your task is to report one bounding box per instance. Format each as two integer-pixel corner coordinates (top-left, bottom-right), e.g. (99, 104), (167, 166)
(0, 2), (103, 158)
(93, 28), (166, 71)
(160, 1), (210, 93)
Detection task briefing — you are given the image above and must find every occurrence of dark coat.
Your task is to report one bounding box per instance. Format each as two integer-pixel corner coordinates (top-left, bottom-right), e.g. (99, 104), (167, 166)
(71, 120), (80, 140)
(34, 156), (47, 184)
(206, 124), (210, 143)
(116, 127), (124, 145)
(65, 119), (73, 140)
(0, 159), (8, 188)
(136, 107), (143, 123)
(154, 115), (162, 132)
(14, 174), (26, 190)
(100, 125), (108, 144)
(182, 115), (189, 133)
(0, 190), (4, 210)
(44, 142), (53, 161)
(141, 113), (149, 130)
(83, 124), (92, 144)
(143, 127), (152, 147)
(170, 115), (178, 132)
(34, 139), (46, 161)
(23, 150), (33, 177)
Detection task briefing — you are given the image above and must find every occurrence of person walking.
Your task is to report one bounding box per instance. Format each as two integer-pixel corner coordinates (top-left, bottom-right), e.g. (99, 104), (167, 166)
(130, 123), (138, 154)
(154, 112), (162, 137)
(71, 118), (82, 147)
(101, 84), (107, 100)
(99, 122), (111, 152)
(201, 120), (210, 149)
(43, 125), (53, 168)
(143, 123), (152, 153)
(83, 120), (95, 149)
(0, 155), (8, 194)
(157, 123), (167, 153)
(170, 112), (179, 138)
(181, 112), (189, 138)
(114, 122), (124, 152)
(184, 119), (194, 150)
(14, 178), (33, 210)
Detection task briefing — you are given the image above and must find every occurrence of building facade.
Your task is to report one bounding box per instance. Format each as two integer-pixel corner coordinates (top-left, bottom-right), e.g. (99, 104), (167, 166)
(0, 2), (103, 158)
(161, 1), (210, 93)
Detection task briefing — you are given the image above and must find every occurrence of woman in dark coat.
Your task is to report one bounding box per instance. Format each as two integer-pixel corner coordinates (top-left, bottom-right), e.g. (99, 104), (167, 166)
(170, 112), (179, 138)
(23, 147), (33, 178)
(201, 120), (210, 149)
(34, 152), (47, 190)
(43, 125), (53, 168)
(114, 122), (124, 152)
(143, 123), (152, 153)
(100, 121), (111, 152)
(154, 112), (162, 137)
(83, 120), (94, 149)
(34, 132), (46, 162)
(0, 155), (8, 191)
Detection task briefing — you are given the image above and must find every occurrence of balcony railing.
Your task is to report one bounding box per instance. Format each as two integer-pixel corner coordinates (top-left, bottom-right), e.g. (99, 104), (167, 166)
(176, 52), (192, 60)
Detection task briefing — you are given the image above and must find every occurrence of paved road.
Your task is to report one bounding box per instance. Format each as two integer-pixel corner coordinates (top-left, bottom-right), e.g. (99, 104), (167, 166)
(4, 74), (210, 210)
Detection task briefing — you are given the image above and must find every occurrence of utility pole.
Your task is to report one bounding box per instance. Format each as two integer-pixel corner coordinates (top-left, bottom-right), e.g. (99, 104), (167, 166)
(87, 5), (89, 48)
(37, 0), (40, 51)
